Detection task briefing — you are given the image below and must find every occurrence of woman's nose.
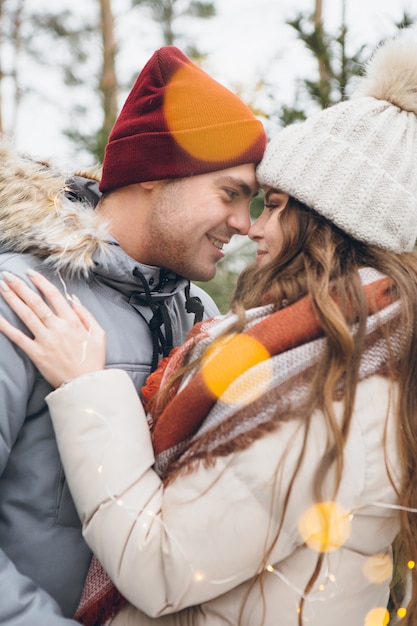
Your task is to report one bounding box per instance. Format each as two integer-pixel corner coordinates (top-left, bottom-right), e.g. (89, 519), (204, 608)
(248, 215), (263, 241)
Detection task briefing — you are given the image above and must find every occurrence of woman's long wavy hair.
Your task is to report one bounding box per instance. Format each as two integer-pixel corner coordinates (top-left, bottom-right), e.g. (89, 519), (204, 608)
(230, 196), (417, 624)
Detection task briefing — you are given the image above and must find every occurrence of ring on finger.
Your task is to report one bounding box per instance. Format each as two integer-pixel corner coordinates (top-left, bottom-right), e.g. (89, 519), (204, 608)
(40, 311), (54, 324)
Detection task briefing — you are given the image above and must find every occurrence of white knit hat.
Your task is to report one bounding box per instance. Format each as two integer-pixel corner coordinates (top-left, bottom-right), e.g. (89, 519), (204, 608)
(257, 28), (417, 253)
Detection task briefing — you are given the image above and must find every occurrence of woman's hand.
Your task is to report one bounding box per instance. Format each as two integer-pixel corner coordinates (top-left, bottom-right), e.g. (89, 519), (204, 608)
(0, 269), (106, 388)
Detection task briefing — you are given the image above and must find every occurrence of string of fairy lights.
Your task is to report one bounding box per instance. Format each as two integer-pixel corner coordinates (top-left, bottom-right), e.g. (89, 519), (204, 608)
(87, 400), (414, 625)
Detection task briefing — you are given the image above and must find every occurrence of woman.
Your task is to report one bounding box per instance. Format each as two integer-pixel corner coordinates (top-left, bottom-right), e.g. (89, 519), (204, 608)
(1, 30), (417, 626)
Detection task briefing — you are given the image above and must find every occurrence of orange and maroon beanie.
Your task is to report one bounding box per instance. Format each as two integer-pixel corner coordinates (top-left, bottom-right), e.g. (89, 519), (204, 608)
(99, 46), (267, 193)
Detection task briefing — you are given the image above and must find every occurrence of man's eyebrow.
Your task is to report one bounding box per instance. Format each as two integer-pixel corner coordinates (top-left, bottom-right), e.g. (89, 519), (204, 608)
(216, 175), (258, 198)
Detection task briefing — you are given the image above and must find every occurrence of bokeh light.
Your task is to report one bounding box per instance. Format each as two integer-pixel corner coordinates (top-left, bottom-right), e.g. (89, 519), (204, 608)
(220, 358), (274, 405)
(297, 501), (351, 553)
(362, 553), (393, 584)
(201, 333), (271, 402)
(364, 607), (390, 626)
(164, 65), (262, 162)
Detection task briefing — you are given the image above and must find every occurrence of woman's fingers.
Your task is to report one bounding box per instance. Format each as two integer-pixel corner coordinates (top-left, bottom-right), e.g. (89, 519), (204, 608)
(25, 269), (84, 323)
(0, 309), (41, 362)
(0, 269), (107, 388)
(2, 269), (75, 324)
(70, 295), (103, 335)
(0, 274), (53, 337)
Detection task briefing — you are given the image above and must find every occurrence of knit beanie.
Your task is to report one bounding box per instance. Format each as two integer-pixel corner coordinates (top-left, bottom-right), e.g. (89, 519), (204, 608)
(257, 28), (417, 253)
(100, 47), (266, 193)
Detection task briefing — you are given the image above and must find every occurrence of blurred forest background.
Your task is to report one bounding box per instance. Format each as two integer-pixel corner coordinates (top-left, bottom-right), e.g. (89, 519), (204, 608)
(0, 0), (414, 311)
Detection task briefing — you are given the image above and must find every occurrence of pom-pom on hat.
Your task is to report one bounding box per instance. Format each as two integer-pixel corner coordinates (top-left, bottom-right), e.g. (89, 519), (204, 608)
(100, 46), (266, 193)
(257, 28), (417, 253)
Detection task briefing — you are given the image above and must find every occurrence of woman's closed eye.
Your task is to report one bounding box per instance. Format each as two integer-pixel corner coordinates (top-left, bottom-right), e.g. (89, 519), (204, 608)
(264, 202), (280, 212)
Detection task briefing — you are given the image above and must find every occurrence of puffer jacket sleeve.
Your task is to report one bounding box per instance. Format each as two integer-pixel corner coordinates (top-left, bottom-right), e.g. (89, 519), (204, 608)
(46, 369), (300, 618)
(0, 311), (78, 625)
(0, 551), (79, 625)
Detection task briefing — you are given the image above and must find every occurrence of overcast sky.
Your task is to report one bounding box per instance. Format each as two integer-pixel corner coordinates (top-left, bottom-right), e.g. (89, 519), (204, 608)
(12, 0), (414, 171)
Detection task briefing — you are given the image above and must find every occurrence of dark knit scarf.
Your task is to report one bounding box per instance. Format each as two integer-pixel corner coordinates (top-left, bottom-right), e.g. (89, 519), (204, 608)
(74, 270), (399, 625)
(73, 555), (126, 625)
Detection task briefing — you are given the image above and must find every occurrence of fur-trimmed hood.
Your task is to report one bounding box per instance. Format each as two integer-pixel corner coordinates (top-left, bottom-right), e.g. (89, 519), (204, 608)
(0, 143), (113, 277)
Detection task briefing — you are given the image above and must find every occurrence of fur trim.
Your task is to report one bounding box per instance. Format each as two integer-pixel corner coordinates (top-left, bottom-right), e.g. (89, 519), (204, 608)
(356, 28), (417, 114)
(74, 164), (102, 182)
(0, 143), (112, 277)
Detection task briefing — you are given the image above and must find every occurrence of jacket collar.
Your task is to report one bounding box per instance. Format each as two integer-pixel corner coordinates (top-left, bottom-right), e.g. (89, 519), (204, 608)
(91, 239), (188, 299)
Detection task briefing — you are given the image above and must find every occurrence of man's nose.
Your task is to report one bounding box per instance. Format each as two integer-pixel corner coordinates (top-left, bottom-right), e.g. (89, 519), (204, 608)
(228, 205), (251, 235)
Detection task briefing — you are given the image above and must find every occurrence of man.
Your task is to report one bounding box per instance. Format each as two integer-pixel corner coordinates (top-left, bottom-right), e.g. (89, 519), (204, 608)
(0, 46), (266, 624)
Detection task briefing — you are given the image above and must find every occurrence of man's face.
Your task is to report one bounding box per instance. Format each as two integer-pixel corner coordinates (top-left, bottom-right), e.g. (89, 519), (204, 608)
(141, 164), (258, 281)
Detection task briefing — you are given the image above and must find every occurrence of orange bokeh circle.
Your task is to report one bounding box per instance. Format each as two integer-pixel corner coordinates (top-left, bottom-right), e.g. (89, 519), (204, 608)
(164, 65), (261, 162)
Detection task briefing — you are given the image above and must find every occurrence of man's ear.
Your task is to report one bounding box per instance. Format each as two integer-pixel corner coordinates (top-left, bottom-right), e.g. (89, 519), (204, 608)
(139, 181), (157, 190)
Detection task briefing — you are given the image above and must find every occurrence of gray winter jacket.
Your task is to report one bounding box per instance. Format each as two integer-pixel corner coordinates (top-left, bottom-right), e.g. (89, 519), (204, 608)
(0, 147), (218, 625)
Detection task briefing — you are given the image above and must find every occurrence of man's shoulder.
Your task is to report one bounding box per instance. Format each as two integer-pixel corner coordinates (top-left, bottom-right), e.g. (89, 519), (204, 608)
(0, 251), (40, 276)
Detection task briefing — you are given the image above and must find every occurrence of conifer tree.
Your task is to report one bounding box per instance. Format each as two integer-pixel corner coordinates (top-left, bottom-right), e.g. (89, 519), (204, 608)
(278, 0), (364, 125)
(130, 0), (215, 59)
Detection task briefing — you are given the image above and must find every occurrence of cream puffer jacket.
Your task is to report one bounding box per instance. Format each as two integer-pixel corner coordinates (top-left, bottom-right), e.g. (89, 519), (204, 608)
(47, 369), (401, 626)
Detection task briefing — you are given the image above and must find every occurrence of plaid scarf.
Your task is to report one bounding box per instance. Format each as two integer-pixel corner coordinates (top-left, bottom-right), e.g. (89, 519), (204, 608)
(73, 556), (126, 625)
(74, 269), (399, 624)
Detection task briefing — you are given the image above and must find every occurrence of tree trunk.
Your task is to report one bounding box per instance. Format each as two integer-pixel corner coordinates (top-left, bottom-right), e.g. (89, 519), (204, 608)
(314, 0), (328, 88)
(339, 0), (347, 100)
(99, 0), (118, 143)
(162, 0), (175, 45)
(314, 0), (332, 107)
(9, 0), (25, 137)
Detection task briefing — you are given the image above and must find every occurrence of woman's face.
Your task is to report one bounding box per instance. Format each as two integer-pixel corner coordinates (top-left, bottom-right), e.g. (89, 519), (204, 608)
(248, 187), (290, 264)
